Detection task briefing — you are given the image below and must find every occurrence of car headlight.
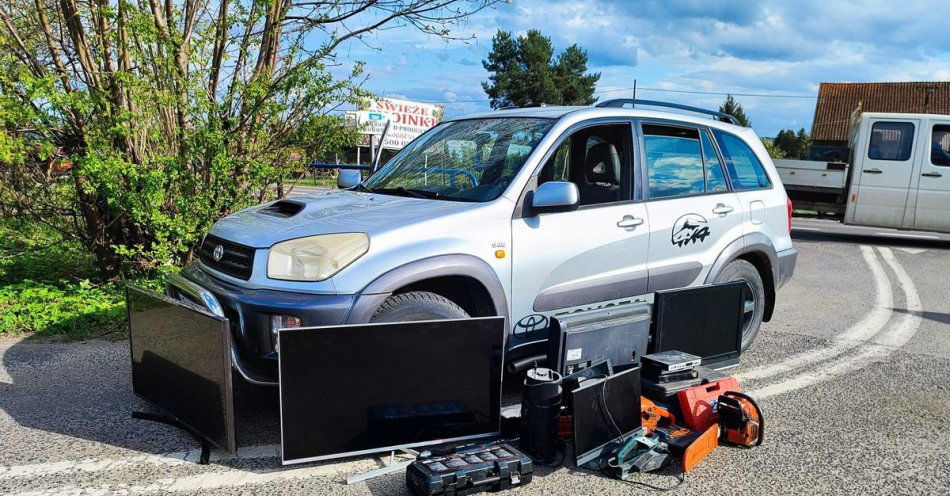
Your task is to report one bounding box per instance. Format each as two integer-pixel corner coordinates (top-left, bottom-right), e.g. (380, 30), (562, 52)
(266, 233), (369, 281)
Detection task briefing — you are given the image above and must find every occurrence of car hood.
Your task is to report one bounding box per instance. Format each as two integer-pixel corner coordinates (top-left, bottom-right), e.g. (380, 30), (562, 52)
(210, 189), (473, 248)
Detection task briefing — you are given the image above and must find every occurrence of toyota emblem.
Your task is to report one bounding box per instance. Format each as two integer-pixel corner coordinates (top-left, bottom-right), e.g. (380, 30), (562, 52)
(213, 244), (224, 261)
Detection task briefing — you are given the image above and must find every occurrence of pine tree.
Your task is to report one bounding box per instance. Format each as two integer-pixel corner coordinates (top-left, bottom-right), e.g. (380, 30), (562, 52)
(482, 30), (600, 108)
(719, 95), (751, 127)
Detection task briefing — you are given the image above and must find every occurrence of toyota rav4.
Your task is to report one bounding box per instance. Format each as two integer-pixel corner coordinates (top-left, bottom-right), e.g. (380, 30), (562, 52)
(167, 100), (797, 385)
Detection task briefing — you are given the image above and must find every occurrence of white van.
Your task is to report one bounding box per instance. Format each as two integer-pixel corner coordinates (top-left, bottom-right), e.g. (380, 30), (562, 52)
(777, 112), (950, 232)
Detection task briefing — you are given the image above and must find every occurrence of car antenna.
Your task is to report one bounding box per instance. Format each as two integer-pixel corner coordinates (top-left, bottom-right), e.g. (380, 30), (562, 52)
(371, 119), (391, 173)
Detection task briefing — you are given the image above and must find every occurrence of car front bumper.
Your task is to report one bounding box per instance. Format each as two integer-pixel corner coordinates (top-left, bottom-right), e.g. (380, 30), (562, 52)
(167, 265), (358, 385)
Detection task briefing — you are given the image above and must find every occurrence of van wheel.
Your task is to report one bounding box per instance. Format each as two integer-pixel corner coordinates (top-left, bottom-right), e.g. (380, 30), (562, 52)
(715, 259), (765, 351)
(370, 291), (470, 323)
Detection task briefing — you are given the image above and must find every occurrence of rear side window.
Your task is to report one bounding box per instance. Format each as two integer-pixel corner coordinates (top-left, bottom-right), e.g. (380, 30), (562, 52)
(643, 125), (705, 199)
(714, 130), (771, 191)
(868, 121), (915, 161)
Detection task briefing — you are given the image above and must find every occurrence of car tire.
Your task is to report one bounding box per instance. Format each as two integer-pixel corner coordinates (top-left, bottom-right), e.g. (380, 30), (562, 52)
(370, 291), (470, 323)
(715, 259), (765, 351)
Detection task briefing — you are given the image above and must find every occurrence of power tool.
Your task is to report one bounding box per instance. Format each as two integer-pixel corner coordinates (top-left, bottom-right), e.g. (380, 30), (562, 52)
(717, 391), (763, 447)
(608, 432), (672, 478)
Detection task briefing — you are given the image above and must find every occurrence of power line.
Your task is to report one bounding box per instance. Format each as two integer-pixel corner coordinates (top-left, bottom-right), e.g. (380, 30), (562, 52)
(414, 85), (817, 105)
(610, 86), (818, 99)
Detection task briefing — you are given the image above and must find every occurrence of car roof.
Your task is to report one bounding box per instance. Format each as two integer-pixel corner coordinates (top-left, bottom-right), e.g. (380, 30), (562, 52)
(446, 105), (751, 134)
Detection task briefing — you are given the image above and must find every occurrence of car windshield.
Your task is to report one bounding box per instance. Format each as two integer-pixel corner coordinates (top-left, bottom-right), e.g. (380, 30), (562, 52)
(362, 117), (554, 202)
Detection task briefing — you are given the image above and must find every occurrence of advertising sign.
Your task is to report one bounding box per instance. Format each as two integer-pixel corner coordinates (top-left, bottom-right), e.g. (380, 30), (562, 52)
(345, 98), (443, 150)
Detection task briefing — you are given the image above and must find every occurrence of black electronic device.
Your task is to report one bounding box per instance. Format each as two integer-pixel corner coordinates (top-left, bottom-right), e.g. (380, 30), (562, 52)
(641, 365), (730, 402)
(642, 351), (702, 374)
(651, 282), (745, 368)
(278, 317), (505, 464)
(547, 305), (651, 376)
(561, 358), (612, 393)
(571, 367), (641, 467)
(519, 367), (562, 463)
(406, 441), (533, 496)
(126, 285), (236, 455)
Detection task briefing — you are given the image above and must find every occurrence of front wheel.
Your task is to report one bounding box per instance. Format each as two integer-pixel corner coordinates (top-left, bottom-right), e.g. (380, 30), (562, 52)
(370, 291), (469, 323)
(714, 259), (765, 351)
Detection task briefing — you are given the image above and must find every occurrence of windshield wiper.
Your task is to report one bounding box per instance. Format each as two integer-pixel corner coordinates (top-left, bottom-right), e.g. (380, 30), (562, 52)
(368, 186), (437, 200)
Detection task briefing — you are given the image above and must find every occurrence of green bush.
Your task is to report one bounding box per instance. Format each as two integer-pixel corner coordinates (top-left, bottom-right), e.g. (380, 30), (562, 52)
(0, 280), (126, 339)
(0, 220), (162, 339)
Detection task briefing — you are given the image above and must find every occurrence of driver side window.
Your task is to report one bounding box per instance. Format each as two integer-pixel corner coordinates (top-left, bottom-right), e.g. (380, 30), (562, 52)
(538, 123), (632, 206)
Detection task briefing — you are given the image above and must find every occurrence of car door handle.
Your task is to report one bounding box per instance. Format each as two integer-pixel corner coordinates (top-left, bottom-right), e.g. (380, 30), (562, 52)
(922, 172), (943, 178)
(712, 203), (734, 215)
(617, 215), (644, 228)
(863, 168), (883, 174)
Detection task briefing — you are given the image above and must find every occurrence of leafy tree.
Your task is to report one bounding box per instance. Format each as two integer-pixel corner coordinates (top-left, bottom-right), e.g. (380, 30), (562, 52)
(773, 128), (811, 159)
(482, 30), (600, 108)
(762, 139), (787, 159)
(0, 0), (498, 279)
(719, 95), (751, 127)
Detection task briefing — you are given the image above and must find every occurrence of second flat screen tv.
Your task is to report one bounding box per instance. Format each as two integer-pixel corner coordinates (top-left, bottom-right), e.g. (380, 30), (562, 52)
(278, 317), (506, 464)
(652, 281), (745, 368)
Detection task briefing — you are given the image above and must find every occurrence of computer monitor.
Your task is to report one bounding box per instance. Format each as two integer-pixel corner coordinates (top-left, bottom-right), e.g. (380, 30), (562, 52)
(570, 366), (641, 467)
(547, 305), (651, 376)
(651, 281), (745, 368)
(278, 317), (505, 464)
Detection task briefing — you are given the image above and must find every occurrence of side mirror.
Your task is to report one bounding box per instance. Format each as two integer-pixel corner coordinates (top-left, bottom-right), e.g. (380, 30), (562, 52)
(531, 181), (579, 214)
(337, 169), (362, 189)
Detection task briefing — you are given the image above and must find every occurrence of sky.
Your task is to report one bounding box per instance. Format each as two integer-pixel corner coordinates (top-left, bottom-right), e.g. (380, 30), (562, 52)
(330, 0), (950, 137)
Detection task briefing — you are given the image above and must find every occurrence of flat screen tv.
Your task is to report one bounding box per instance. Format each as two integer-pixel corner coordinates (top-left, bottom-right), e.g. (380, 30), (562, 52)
(651, 281), (745, 368)
(278, 317), (506, 464)
(571, 366), (641, 467)
(126, 285), (235, 452)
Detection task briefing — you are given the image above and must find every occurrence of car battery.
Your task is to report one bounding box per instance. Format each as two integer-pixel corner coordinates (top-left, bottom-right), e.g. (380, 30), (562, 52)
(677, 376), (741, 430)
(406, 441), (533, 495)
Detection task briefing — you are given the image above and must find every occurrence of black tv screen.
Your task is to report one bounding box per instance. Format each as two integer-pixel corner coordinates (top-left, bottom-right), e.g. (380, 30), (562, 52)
(126, 285), (235, 452)
(278, 317), (505, 464)
(571, 366), (641, 466)
(652, 281), (745, 367)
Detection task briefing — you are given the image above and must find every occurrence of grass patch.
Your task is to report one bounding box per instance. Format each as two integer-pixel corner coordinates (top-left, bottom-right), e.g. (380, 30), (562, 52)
(0, 220), (161, 340)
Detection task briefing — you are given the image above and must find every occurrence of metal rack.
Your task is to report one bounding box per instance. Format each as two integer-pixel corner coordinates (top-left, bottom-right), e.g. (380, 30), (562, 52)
(595, 98), (742, 126)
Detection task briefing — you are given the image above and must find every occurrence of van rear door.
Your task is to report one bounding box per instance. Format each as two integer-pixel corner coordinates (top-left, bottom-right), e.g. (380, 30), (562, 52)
(912, 120), (950, 231)
(850, 119), (919, 228)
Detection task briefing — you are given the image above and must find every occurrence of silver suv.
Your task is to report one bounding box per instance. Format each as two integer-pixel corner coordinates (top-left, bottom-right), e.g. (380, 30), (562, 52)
(168, 100), (797, 385)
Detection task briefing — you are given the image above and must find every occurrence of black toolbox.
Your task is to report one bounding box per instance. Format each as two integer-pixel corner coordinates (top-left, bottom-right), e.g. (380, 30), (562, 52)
(406, 441), (533, 495)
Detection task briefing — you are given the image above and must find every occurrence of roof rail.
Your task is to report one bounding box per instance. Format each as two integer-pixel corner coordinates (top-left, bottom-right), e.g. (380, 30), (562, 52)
(595, 98), (742, 126)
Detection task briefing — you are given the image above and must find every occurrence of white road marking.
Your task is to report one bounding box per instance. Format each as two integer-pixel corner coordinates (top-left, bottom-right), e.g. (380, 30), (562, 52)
(895, 247), (927, 255)
(749, 247), (921, 398)
(873, 232), (939, 240)
(737, 246), (892, 382)
(791, 226), (820, 231)
(10, 459), (379, 496)
(0, 445), (279, 480)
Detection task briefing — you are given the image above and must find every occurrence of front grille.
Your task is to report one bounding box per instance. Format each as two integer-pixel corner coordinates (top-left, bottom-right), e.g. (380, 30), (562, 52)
(199, 234), (256, 280)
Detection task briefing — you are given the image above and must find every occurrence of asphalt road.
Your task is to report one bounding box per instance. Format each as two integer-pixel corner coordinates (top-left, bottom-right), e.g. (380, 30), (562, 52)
(2, 219), (949, 495)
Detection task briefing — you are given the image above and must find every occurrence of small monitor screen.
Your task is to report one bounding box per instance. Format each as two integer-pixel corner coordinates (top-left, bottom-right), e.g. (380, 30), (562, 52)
(126, 285), (235, 452)
(571, 367), (641, 465)
(278, 317), (505, 464)
(652, 282), (745, 366)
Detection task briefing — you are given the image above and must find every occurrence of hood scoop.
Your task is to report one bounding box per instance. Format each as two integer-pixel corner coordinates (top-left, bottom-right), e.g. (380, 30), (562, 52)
(259, 200), (305, 218)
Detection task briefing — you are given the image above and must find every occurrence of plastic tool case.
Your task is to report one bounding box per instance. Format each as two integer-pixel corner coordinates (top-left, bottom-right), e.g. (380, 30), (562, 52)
(406, 441), (533, 495)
